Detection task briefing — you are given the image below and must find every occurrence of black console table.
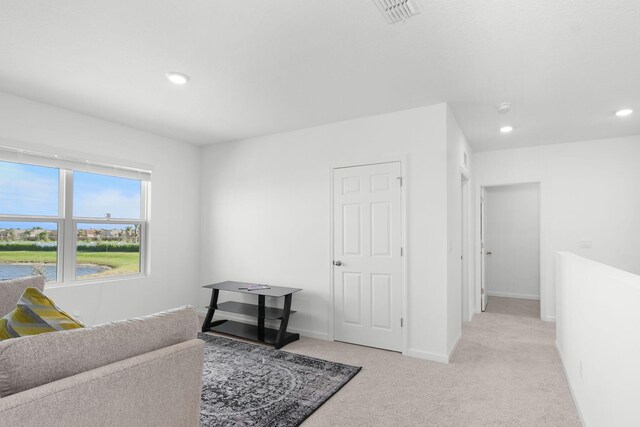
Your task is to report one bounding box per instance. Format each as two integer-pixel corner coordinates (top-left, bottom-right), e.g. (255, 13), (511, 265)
(201, 281), (301, 349)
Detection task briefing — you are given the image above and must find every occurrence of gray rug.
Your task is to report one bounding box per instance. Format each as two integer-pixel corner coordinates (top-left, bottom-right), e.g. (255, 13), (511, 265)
(198, 333), (361, 427)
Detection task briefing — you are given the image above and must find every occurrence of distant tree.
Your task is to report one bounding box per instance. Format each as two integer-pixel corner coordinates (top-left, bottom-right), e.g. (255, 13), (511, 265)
(23, 228), (33, 241)
(37, 231), (48, 241)
(77, 229), (87, 241)
(124, 225), (133, 243)
(94, 229), (103, 242)
(7, 228), (16, 241)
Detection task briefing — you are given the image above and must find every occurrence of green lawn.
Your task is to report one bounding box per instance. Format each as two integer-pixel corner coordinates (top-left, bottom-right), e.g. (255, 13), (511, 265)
(0, 251), (57, 264)
(0, 251), (140, 275)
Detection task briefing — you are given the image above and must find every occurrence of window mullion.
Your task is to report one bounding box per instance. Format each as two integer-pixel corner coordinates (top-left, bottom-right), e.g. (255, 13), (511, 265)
(62, 170), (76, 282)
(56, 169), (64, 283)
(141, 181), (149, 275)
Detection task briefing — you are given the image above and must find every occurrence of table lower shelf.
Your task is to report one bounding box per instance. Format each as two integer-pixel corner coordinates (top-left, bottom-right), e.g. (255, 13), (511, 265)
(205, 319), (299, 348)
(208, 301), (296, 320)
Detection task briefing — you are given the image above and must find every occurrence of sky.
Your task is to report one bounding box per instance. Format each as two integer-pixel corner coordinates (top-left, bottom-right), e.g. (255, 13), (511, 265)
(0, 161), (140, 231)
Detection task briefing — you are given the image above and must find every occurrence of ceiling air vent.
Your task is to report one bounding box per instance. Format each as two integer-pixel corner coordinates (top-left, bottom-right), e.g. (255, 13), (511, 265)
(372, 0), (420, 24)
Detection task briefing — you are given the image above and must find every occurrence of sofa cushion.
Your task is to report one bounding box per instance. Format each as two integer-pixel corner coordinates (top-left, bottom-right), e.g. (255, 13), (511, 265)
(0, 305), (198, 397)
(0, 276), (45, 318)
(0, 287), (84, 341)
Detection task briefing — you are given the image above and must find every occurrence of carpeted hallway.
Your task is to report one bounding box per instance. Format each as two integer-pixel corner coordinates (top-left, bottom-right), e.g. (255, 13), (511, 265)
(284, 312), (580, 426)
(485, 296), (541, 318)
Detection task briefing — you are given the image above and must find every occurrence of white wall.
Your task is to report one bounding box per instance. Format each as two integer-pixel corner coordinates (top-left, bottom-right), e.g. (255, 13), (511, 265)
(446, 107), (474, 354)
(474, 135), (640, 320)
(556, 252), (640, 426)
(485, 183), (540, 300)
(0, 92), (201, 325)
(200, 104), (454, 361)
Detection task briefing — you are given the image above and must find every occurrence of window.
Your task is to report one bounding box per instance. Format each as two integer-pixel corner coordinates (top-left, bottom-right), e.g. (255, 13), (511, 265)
(0, 159), (148, 284)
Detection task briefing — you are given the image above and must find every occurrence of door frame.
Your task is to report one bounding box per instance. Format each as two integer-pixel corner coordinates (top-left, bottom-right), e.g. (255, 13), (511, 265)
(460, 169), (472, 322)
(329, 156), (408, 355)
(474, 180), (545, 319)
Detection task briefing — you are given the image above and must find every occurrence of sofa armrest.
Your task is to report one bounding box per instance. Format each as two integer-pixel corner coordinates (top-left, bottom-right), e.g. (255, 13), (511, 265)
(0, 339), (204, 427)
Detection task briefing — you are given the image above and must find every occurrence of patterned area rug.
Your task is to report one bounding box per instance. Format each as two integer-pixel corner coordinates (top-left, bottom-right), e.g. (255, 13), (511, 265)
(198, 333), (361, 427)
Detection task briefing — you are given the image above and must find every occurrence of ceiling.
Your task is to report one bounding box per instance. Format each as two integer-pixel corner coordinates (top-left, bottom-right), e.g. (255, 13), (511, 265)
(0, 0), (639, 151)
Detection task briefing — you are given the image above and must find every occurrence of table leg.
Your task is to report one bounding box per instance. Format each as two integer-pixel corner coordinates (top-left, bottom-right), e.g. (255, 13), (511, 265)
(275, 294), (294, 349)
(258, 295), (265, 341)
(201, 289), (219, 332)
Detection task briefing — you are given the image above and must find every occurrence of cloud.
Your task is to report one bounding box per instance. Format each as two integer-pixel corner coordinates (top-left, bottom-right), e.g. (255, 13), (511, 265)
(0, 162), (141, 220)
(74, 188), (140, 219)
(0, 162), (59, 215)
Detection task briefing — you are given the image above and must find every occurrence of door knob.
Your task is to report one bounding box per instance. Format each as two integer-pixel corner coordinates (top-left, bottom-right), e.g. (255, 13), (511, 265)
(333, 260), (342, 266)
(486, 251), (493, 255)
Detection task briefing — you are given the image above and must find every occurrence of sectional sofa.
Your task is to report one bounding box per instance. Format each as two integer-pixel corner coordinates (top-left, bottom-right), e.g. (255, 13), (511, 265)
(0, 276), (205, 427)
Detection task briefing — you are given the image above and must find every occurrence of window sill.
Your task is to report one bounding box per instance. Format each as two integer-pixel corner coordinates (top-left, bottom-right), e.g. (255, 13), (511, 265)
(44, 273), (150, 290)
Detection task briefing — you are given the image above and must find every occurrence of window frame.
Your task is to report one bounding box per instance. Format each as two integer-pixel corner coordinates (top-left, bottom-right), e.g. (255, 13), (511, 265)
(0, 164), (149, 285)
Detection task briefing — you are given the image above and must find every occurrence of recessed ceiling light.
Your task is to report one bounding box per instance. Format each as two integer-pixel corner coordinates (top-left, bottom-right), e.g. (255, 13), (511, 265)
(166, 72), (190, 85)
(500, 126), (513, 134)
(615, 109), (633, 117)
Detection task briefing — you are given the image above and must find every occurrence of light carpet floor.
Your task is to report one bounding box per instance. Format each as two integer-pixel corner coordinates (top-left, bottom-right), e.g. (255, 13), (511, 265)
(283, 313), (580, 426)
(485, 296), (541, 318)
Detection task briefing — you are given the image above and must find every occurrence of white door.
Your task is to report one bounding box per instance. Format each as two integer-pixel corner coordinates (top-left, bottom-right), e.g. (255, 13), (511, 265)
(333, 162), (402, 352)
(480, 188), (488, 312)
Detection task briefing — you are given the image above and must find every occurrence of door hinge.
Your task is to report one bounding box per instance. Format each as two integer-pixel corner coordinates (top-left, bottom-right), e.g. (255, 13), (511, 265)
(401, 318), (404, 327)
(397, 176), (403, 187)
(400, 247), (404, 256)
(481, 288), (485, 294)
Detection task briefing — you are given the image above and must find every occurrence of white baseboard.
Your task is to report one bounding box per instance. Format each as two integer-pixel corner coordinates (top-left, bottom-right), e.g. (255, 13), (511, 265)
(405, 348), (450, 364)
(486, 290), (540, 300)
(555, 342), (586, 426)
(468, 310), (475, 322)
(286, 326), (330, 341)
(447, 334), (461, 360)
(465, 306), (476, 322)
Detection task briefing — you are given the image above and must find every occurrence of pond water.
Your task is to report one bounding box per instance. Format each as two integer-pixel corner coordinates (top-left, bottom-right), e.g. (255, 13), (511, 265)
(0, 264), (108, 282)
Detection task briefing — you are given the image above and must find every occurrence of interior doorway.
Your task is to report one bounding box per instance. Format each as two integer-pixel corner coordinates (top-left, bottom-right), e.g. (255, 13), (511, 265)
(480, 183), (541, 318)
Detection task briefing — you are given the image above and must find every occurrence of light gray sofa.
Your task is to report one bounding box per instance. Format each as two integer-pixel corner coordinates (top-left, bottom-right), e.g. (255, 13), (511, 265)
(0, 276), (205, 427)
